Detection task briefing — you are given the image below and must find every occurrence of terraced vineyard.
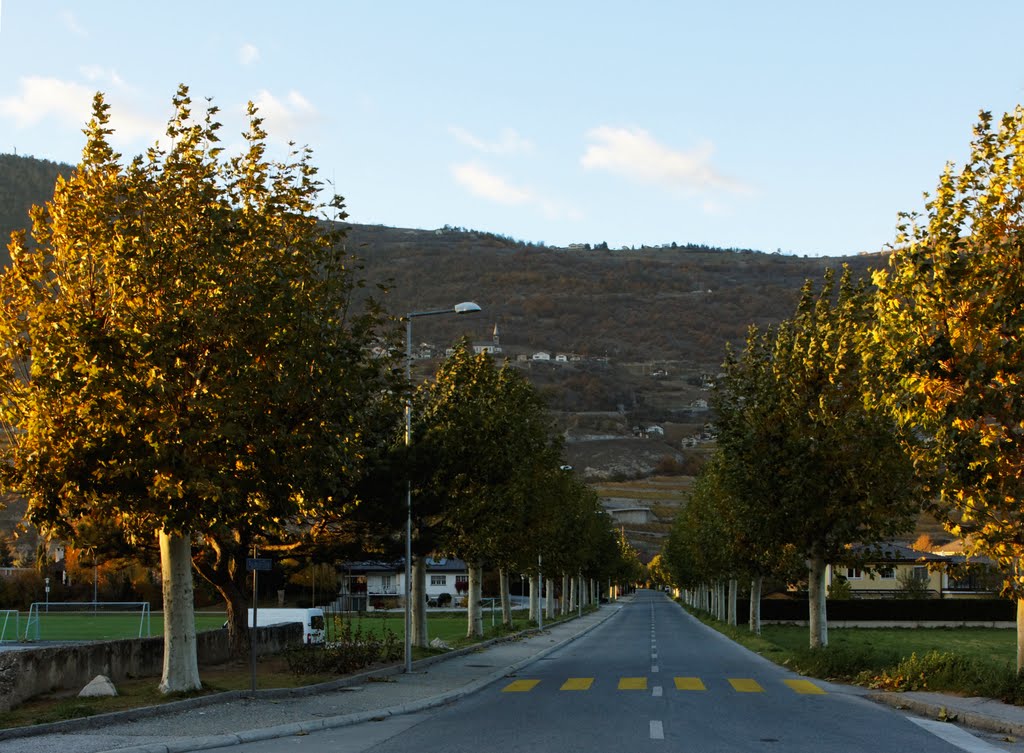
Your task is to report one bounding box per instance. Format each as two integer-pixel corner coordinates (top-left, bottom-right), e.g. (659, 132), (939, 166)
(592, 475), (696, 560)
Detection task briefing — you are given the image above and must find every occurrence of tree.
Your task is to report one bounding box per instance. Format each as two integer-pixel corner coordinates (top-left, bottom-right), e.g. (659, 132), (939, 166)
(0, 87), (391, 691)
(413, 343), (565, 638)
(871, 106), (1024, 671)
(712, 269), (920, 647)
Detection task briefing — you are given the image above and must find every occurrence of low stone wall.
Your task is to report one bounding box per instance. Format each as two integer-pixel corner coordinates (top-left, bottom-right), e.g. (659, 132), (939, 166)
(0, 623), (301, 712)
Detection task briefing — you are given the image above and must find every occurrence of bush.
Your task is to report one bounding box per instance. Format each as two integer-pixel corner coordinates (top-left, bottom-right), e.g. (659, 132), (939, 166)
(283, 618), (401, 676)
(827, 578), (852, 600)
(787, 644), (902, 680)
(436, 592), (452, 607)
(862, 650), (1018, 701)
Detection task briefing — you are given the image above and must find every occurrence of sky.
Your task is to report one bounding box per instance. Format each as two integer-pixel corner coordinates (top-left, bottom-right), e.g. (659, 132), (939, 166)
(1, 2), (1023, 258)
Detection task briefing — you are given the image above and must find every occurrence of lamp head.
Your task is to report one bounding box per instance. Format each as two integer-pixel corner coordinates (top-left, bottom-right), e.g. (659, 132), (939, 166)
(454, 301), (482, 314)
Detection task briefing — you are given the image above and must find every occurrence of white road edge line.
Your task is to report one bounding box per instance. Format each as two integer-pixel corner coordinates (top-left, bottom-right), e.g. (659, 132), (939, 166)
(650, 720), (664, 740)
(907, 717), (1005, 753)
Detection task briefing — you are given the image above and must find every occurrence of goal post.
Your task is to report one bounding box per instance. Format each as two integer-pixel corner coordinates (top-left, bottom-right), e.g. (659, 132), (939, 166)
(0, 610), (19, 643)
(24, 601), (151, 642)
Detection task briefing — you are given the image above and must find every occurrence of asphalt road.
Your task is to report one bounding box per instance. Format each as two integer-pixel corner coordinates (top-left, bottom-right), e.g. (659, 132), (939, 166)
(198, 590), (1010, 753)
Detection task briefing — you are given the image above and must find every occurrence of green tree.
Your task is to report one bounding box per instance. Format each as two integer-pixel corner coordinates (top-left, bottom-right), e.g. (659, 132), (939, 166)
(871, 105), (1024, 671)
(0, 88), (391, 691)
(714, 269), (920, 647)
(413, 343), (565, 638)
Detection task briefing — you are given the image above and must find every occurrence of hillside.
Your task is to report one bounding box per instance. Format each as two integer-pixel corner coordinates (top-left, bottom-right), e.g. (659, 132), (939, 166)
(342, 223), (886, 371)
(0, 154), (900, 562)
(0, 153), (889, 375)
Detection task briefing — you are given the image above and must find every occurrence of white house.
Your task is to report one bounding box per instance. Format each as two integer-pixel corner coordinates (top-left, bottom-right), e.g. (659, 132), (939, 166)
(532, 352), (551, 361)
(337, 557), (470, 610)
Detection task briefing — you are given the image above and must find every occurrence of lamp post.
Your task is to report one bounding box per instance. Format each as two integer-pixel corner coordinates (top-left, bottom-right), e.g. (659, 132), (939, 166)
(404, 301), (481, 673)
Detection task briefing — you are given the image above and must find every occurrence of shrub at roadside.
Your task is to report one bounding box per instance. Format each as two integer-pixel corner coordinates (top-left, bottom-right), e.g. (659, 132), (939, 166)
(284, 619), (401, 676)
(861, 650), (1024, 704)
(784, 644), (902, 680)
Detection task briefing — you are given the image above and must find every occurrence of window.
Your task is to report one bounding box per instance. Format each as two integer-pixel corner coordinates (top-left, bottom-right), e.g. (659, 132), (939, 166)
(912, 566), (929, 583)
(878, 567), (895, 580)
(455, 575), (469, 585)
(381, 575), (392, 592)
(845, 567), (863, 580)
(430, 575), (447, 586)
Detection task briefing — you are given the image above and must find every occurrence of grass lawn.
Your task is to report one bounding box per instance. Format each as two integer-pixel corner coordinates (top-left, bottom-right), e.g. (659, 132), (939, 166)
(754, 624), (1016, 668)
(690, 609), (1024, 703)
(7, 610), (227, 642)
(333, 608), (561, 655)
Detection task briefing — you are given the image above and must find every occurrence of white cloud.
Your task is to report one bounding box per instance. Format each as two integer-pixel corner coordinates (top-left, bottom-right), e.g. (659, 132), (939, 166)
(0, 76), (166, 155)
(239, 43), (260, 66)
(0, 76), (94, 128)
(451, 162), (583, 222)
(60, 10), (87, 36)
(452, 162), (532, 205)
(581, 126), (750, 197)
(78, 65), (127, 89)
(250, 89), (320, 141)
(449, 126), (533, 155)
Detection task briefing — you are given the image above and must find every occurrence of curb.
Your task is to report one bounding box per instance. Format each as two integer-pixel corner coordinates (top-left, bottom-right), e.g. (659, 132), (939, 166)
(94, 605), (620, 753)
(867, 693), (1024, 739)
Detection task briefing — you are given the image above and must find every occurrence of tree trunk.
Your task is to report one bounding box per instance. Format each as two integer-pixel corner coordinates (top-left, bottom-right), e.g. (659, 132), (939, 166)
(466, 562), (483, 638)
(727, 579), (738, 626)
(749, 575), (762, 635)
(192, 534), (249, 659)
(158, 530), (201, 694)
(561, 573), (569, 615)
(569, 574), (578, 613)
(808, 552), (829, 649)
(412, 556), (429, 648)
(1017, 598), (1024, 675)
(499, 568), (513, 626)
(546, 577), (556, 620)
(529, 571), (539, 623)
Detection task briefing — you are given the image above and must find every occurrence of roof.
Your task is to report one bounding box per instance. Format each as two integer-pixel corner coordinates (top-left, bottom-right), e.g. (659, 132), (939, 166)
(843, 543), (947, 564)
(339, 557), (468, 573)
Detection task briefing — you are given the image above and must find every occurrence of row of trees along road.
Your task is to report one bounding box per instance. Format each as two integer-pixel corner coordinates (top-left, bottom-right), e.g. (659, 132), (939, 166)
(664, 106), (1024, 670)
(0, 87), (633, 694)
(405, 342), (639, 645)
(871, 106), (1024, 672)
(664, 268), (922, 649)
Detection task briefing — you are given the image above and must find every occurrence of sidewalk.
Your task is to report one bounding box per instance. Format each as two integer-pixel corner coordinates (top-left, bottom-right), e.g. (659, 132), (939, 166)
(7, 598), (1024, 753)
(0, 606), (620, 753)
(868, 689), (1024, 739)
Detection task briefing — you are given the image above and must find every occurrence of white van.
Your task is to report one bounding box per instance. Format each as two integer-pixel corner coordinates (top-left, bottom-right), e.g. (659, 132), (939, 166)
(247, 607), (325, 644)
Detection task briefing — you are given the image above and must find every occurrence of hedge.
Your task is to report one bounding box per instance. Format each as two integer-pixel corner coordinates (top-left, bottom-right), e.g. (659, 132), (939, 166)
(735, 598), (1014, 622)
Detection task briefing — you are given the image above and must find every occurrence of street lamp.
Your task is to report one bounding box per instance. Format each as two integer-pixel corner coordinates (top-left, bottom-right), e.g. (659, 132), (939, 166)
(404, 300), (481, 673)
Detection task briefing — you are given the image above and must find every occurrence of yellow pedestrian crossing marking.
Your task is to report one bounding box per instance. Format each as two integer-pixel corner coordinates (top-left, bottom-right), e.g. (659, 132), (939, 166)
(503, 679), (541, 692)
(618, 677), (648, 690)
(674, 676), (705, 691)
(501, 677), (824, 695)
(784, 679), (826, 695)
(728, 679), (764, 693)
(561, 678), (594, 691)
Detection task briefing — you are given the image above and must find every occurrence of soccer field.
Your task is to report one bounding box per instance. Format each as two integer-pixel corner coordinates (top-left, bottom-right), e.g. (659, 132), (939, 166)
(3, 610), (228, 642)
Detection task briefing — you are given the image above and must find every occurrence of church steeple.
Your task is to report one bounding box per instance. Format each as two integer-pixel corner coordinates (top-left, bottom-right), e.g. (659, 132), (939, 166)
(493, 322), (500, 347)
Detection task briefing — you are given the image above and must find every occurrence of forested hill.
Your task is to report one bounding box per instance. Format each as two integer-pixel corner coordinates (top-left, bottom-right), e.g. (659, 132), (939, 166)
(337, 229), (885, 369)
(1, 152), (888, 369)
(0, 153), (73, 244)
